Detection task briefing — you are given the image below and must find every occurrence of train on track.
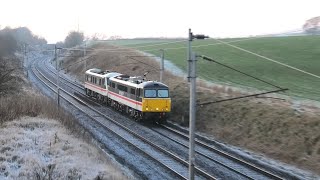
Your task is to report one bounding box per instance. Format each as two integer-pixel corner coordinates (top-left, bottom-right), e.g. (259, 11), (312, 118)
(84, 68), (171, 123)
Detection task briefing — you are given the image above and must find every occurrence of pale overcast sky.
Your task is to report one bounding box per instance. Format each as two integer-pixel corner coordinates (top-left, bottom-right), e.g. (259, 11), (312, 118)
(1, 0), (319, 43)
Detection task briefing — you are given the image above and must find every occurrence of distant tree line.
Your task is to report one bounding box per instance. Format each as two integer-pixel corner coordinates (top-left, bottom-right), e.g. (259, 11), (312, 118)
(0, 26), (47, 95)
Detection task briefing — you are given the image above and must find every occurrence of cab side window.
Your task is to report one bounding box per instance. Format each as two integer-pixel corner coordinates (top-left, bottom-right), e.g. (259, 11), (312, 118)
(137, 88), (142, 97)
(130, 88), (135, 95)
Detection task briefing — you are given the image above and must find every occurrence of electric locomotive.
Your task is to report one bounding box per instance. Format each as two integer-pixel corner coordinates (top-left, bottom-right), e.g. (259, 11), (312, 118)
(84, 68), (121, 101)
(84, 68), (171, 122)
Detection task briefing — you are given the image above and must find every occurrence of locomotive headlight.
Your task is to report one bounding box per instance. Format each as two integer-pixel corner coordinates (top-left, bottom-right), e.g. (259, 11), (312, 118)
(156, 108), (159, 111)
(146, 108), (149, 110)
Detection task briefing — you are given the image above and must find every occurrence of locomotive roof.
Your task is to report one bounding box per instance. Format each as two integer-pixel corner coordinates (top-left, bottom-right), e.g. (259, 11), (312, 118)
(85, 68), (120, 78)
(138, 81), (168, 89)
(110, 76), (168, 89)
(105, 72), (122, 78)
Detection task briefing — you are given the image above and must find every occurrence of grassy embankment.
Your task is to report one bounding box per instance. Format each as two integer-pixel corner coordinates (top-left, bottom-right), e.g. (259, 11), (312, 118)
(111, 36), (320, 101)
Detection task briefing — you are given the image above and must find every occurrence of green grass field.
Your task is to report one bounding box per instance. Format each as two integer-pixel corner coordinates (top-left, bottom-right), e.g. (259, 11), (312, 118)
(107, 36), (320, 101)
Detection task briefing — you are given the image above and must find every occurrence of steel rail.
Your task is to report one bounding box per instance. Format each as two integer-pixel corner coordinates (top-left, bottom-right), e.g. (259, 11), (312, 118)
(150, 127), (256, 179)
(161, 124), (284, 180)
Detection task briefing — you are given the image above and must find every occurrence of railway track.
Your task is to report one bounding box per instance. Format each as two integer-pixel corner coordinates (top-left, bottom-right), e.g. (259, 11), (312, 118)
(30, 56), (299, 179)
(150, 125), (287, 179)
(32, 58), (213, 179)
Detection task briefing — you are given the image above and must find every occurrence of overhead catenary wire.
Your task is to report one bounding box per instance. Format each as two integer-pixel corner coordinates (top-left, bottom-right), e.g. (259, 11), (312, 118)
(30, 29), (303, 54)
(196, 67), (264, 90)
(105, 38), (187, 47)
(61, 39), (187, 52)
(198, 55), (283, 89)
(199, 75), (319, 100)
(59, 37), (265, 54)
(196, 54), (288, 105)
(139, 38), (256, 52)
(196, 53), (320, 98)
(212, 38), (320, 80)
(198, 88), (288, 106)
(195, 43), (281, 89)
(259, 74), (320, 95)
(130, 36), (271, 52)
(127, 56), (160, 70)
(133, 29), (303, 52)
(113, 39), (187, 49)
(60, 55), (97, 71)
(59, 30), (293, 53)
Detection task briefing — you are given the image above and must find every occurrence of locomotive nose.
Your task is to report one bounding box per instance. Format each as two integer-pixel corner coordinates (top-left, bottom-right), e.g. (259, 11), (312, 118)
(143, 99), (171, 112)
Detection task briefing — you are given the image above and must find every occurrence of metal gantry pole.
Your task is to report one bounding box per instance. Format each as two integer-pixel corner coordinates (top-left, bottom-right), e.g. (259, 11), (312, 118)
(188, 29), (192, 83)
(188, 28), (196, 180)
(55, 45), (57, 70)
(188, 29), (209, 180)
(26, 44), (28, 78)
(160, 49), (164, 82)
(189, 53), (197, 180)
(55, 45), (60, 107)
(24, 44), (27, 75)
(84, 41), (87, 71)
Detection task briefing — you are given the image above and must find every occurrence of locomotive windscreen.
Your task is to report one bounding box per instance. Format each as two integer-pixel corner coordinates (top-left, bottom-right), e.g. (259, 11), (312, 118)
(144, 89), (169, 98)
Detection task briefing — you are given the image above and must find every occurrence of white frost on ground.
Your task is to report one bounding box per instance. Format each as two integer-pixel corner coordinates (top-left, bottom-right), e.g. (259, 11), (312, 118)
(0, 117), (128, 180)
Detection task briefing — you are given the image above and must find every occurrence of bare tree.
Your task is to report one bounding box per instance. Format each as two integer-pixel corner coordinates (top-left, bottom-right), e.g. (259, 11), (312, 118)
(64, 31), (84, 48)
(90, 33), (108, 41)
